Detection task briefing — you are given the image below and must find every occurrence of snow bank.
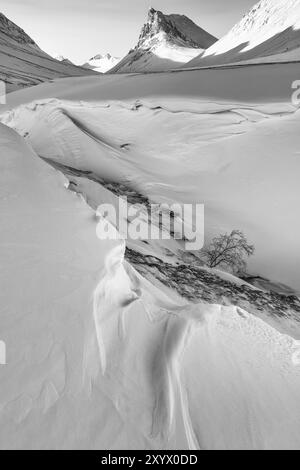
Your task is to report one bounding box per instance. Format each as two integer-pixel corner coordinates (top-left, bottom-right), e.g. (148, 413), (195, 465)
(2, 90), (300, 292)
(5, 60), (300, 108)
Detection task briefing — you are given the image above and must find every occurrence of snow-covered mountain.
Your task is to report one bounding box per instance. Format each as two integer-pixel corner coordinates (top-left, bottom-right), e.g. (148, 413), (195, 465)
(111, 7), (217, 73)
(54, 55), (74, 65)
(187, 0), (300, 67)
(82, 53), (121, 73)
(0, 12), (97, 92)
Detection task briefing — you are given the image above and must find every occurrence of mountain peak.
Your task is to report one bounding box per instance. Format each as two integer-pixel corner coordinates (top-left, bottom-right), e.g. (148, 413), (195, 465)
(82, 53), (121, 73)
(111, 8), (217, 73)
(89, 53), (112, 61)
(137, 8), (217, 50)
(54, 55), (74, 65)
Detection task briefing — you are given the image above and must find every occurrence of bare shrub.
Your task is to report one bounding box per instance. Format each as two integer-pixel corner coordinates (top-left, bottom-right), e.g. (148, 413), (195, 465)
(202, 230), (255, 274)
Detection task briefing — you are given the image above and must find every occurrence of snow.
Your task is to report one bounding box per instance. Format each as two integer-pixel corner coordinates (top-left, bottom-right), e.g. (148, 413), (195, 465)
(1, 122), (300, 449)
(5, 61), (299, 106)
(187, 0), (300, 67)
(110, 42), (204, 73)
(1, 5), (300, 446)
(54, 55), (74, 65)
(3, 62), (300, 292)
(82, 53), (120, 74)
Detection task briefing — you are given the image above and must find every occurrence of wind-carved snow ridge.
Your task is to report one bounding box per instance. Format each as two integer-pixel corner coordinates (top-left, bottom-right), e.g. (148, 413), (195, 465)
(89, 234), (300, 449)
(90, 234), (196, 446)
(92, 243), (141, 375)
(149, 315), (200, 449)
(89, 211), (204, 447)
(90, 211), (284, 449)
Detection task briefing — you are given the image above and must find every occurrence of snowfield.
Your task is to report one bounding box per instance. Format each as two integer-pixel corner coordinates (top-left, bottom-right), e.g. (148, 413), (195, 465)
(1, 5), (300, 447)
(2, 63), (300, 292)
(1, 123), (300, 449)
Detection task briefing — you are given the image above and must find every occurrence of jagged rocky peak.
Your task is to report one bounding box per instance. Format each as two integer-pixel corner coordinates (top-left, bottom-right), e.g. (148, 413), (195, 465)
(90, 53), (112, 61)
(110, 7), (217, 73)
(0, 12), (38, 47)
(137, 7), (217, 49)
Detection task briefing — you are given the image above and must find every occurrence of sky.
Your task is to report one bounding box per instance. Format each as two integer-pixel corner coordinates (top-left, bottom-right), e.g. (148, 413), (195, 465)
(1, 0), (256, 64)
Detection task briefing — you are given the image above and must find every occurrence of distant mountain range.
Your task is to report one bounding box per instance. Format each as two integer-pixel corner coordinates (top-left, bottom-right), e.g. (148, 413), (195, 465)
(54, 55), (75, 66)
(110, 7), (217, 73)
(82, 53), (121, 73)
(0, 12), (98, 92)
(2, 1), (300, 92)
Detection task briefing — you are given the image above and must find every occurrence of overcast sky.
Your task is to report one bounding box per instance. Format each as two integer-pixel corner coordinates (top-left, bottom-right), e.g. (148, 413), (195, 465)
(1, 0), (256, 63)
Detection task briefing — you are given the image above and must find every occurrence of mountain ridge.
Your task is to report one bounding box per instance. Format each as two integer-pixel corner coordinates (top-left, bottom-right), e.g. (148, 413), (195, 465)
(82, 53), (121, 73)
(186, 0), (300, 67)
(0, 12), (97, 92)
(0, 12), (38, 47)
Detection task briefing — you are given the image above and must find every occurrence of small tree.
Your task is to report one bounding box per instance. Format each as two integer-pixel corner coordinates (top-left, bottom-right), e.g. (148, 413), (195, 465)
(202, 230), (255, 274)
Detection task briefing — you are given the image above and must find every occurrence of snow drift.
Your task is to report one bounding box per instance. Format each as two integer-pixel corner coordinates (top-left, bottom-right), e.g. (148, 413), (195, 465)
(0, 123), (300, 449)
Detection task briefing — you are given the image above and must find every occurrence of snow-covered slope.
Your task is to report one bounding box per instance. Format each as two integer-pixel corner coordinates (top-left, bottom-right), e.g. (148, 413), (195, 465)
(82, 53), (121, 73)
(111, 7), (217, 73)
(3, 61), (300, 296)
(0, 122), (300, 449)
(0, 12), (97, 92)
(187, 0), (300, 67)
